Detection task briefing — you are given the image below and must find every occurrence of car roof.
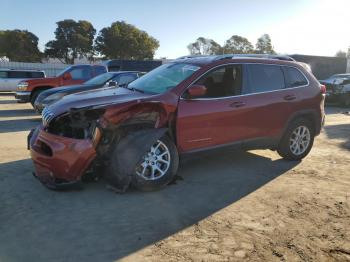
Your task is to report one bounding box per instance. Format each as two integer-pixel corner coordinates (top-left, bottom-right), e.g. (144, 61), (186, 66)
(109, 71), (141, 74)
(0, 68), (45, 72)
(174, 54), (297, 66)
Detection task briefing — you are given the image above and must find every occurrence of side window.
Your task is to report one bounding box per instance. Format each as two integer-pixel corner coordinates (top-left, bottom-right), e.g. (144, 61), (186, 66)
(8, 71), (28, 78)
(244, 64), (284, 94)
(94, 66), (107, 76)
(0, 71), (8, 78)
(284, 67), (308, 88)
(117, 74), (138, 86)
(70, 67), (91, 80)
(29, 71), (45, 78)
(195, 65), (243, 98)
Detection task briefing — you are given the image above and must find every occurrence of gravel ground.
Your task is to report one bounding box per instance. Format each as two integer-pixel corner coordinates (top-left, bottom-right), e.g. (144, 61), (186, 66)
(0, 93), (349, 262)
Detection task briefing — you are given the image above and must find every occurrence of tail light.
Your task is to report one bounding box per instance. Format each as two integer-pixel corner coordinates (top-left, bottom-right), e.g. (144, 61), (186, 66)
(320, 84), (326, 94)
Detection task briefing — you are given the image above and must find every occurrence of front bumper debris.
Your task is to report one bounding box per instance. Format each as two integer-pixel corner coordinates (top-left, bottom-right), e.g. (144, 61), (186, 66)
(29, 125), (98, 190)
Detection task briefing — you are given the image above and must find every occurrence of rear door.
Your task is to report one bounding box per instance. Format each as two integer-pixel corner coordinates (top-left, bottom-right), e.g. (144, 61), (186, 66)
(239, 63), (294, 144)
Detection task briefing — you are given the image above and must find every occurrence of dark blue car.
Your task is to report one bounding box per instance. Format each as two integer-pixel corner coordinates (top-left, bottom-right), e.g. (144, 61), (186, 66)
(34, 71), (143, 113)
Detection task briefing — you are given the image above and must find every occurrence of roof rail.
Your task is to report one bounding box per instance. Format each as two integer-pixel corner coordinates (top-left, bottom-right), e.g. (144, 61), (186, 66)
(216, 54), (295, 61)
(176, 55), (210, 60)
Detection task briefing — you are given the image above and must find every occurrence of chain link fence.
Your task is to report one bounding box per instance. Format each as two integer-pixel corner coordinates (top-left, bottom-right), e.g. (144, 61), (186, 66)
(0, 61), (70, 77)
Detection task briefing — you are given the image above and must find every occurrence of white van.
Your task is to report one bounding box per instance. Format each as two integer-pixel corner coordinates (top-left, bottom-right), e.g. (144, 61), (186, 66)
(0, 69), (45, 92)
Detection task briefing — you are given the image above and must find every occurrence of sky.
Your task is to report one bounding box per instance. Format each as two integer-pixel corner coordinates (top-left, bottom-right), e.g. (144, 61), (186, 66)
(1, 0), (350, 59)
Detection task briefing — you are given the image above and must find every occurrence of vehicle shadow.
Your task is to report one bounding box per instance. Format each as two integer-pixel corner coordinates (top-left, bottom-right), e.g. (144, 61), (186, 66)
(0, 151), (299, 262)
(325, 105), (350, 115)
(0, 100), (17, 105)
(323, 123), (350, 150)
(0, 118), (41, 133)
(0, 109), (37, 117)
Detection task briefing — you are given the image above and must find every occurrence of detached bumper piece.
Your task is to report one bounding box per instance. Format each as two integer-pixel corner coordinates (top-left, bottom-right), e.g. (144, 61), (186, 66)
(32, 172), (82, 190)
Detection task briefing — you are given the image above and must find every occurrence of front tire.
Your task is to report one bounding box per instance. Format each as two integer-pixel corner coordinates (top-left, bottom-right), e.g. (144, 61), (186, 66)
(132, 135), (179, 191)
(277, 118), (315, 161)
(30, 90), (41, 106)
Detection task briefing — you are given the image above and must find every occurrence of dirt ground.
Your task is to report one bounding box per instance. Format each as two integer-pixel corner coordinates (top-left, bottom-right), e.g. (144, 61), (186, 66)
(0, 93), (349, 262)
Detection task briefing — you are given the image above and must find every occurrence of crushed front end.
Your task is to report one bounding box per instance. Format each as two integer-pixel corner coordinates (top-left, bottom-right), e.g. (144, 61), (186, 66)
(29, 107), (104, 189)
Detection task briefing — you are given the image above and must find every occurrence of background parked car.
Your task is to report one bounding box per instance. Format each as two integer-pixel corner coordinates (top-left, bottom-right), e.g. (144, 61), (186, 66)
(320, 73), (350, 106)
(15, 64), (107, 105)
(0, 69), (45, 92)
(34, 71), (143, 113)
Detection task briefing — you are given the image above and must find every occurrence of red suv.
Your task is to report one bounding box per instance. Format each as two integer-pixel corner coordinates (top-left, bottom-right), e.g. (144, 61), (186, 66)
(15, 64), (107, 105)
(28, 55), (325, 191)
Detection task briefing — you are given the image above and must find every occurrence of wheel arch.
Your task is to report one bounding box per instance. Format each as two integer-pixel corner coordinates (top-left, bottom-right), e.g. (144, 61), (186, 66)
(283, 109), (319, 136)
(30, 86), (54, 98)
(106, 102), (177, 142)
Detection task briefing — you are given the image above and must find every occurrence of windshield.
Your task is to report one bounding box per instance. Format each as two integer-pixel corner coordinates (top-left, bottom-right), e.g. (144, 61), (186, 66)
(128, 63), (201, 94)
(84, 72), (115, 85)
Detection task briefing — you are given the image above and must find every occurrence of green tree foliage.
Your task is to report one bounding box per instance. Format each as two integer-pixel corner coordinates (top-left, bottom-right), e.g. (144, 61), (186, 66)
(255, 34), (276, 54)
(223, 35), (254, 54)
(0, 30), (42, 62)
(95, 21), (159, 60)
(187, 37), (222, 55)
(45, 19), (96, 64)
(335, 50), (347, 58)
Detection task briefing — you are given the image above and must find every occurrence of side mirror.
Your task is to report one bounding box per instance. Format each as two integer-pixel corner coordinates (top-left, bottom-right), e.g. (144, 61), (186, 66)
(63, 72), (72, 81)
(108, 80), (118, 87)
(187, 84), (207, 97)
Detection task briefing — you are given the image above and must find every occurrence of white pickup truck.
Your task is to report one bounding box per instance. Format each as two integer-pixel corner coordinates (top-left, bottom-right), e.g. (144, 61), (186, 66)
(0, 69), (45, 92)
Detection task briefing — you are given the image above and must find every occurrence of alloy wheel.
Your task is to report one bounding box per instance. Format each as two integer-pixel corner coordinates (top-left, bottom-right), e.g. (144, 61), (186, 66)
(135, 140), (171, 180)
(289, 125), (311, 156)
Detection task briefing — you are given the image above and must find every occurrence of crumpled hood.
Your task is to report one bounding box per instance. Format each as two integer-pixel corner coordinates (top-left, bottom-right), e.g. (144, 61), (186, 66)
(48, 87), (153, 116)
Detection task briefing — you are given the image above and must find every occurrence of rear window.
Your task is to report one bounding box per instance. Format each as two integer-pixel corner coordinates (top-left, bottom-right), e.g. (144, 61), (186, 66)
(284, 67), (308, 88)
(245, 64), (284, 94)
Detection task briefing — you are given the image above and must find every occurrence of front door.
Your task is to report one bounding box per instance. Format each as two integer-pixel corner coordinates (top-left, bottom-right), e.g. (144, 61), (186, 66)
(177, 64), (248, 152)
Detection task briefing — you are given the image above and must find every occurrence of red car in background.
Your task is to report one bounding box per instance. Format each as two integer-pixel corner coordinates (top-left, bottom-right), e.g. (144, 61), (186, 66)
(15, 64), (107, 105)
(28, 54), (325, 192)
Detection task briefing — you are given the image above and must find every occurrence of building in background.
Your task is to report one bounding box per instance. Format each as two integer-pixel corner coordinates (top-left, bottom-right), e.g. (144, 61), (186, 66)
(290, 54), (348, 80)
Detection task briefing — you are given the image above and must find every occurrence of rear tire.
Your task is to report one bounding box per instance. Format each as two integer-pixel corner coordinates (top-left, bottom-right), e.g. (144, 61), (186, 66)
(277, 118), (315, 161)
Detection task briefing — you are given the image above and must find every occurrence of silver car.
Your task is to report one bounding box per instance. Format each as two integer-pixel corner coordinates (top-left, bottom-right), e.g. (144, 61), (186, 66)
(0, 69), (45, 92)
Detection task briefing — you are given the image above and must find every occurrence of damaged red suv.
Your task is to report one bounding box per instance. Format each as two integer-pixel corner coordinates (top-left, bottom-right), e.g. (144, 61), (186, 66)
(28, 55), (325, 191)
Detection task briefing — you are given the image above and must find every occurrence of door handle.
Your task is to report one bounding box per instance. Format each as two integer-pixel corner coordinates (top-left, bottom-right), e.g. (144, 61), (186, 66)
(283, 94), (296, 101)
(230, 101), (246, 108)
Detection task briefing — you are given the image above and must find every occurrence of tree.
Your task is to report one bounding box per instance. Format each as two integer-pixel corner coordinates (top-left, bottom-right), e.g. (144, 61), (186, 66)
(44, 19), (96, 64)
(223, 35), (254, 54)
(95, 21), (159, 60)
(255, 34), (276, 54)
(335, 50), (347, 58)
(0, 30), (42, 62)
(187, 37), (222, 55)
